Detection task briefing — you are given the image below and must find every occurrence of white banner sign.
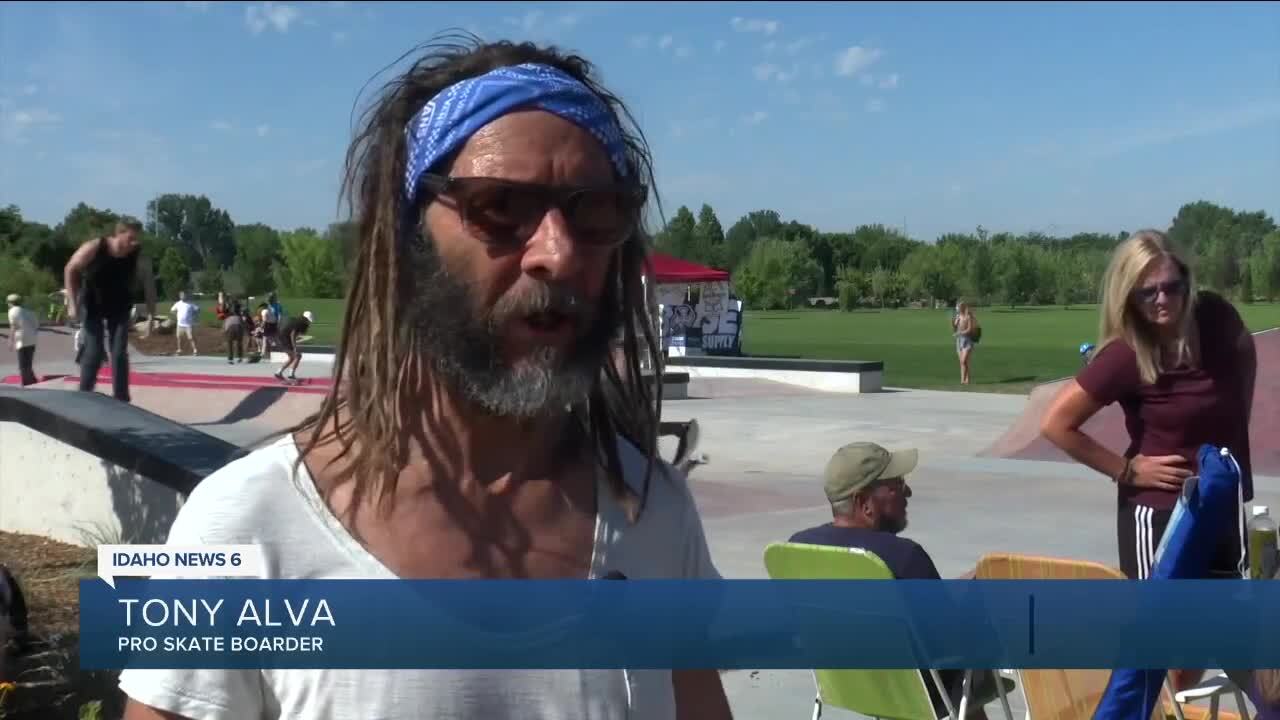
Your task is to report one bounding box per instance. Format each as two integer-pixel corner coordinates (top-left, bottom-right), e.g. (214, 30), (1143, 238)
(657, 281), (743, 354)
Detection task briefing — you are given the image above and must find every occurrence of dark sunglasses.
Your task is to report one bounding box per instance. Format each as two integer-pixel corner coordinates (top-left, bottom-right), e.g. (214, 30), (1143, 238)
(420, 173), (646, 249)
(1133, 278), (1188, 304)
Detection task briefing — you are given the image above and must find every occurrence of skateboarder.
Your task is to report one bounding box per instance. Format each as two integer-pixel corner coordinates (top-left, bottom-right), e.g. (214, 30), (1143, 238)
(63, 218), (157, 403)
(273, 310), (313, 384)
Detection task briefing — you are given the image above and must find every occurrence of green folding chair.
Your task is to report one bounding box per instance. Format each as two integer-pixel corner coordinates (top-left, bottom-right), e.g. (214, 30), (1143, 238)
(763, 541), (1009, 720)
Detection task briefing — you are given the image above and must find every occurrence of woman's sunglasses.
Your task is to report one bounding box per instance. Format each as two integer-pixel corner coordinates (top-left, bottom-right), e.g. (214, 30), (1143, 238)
(420, 174), (646, 249)
(1133, 278), (1188, 304)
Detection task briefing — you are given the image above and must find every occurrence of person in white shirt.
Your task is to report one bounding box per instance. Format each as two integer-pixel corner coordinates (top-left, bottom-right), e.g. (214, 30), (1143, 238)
(119, 38), (731, 720)
(6, 294), (39, 386)
(257, 301), (278, 356)
(169, 291), (199, 355)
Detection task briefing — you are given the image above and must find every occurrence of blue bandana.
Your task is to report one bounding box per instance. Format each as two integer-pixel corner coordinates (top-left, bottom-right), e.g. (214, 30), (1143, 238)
(402, 62), (630, 207)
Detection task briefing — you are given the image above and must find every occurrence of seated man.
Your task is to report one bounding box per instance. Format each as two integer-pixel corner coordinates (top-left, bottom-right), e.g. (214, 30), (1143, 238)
(790, 441), (1014, 719)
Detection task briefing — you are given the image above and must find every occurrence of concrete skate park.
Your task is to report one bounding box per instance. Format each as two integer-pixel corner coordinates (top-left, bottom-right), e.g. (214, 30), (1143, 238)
(2, 325), (1278, 720)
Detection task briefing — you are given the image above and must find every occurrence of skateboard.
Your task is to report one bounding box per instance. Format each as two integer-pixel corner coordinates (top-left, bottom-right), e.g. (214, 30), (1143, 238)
(274, 375), (309, 386)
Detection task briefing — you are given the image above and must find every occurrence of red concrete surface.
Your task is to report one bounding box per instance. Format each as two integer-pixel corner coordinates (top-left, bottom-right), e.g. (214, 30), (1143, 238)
(3, 370), (329, 394)
(980, 328), (1280, 476)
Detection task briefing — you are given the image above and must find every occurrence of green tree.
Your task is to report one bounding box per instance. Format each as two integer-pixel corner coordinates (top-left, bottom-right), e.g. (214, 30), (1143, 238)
(324, 221), (359, 286)
(232, 223), (283, 295)
(692, 204), (726, 268)
(1198, 233), (1235, 293)
(869, 266), (894, 308)
(852, 224), (917, 273)
(834, 265), (868, 311)
(722, 209), (783, 272)
(899, 245), (958, 305)
(0, 207), (67, 281)
(963, 242), (997, 303)
(733, 238), (821, 310)
(1169, 200), (1253, 258)
(36, 202), (120, 278)
(146, 193), (236, 271)
(1048, 251), (1087, 308)
(654, 206), (697, 260)
(273, 228), (345, 298)
(1240, 263), (1254, 304)
(993, 242), (1039, 307)
(197, 266), (225, 295)
(157, 246), (190, 298)
(1250, 230), (1280, 301)
(0, 254), (58, 303)
(0, 205), (24, 252)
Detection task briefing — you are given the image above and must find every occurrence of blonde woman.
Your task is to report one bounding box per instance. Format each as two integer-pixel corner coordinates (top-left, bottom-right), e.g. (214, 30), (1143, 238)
(1041, 229), (1256, 584)
(951, 301), (977, 384)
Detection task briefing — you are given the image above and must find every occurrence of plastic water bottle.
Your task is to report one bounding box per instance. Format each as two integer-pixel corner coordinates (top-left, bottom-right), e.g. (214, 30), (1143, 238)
(1248, 505), (1278, 580)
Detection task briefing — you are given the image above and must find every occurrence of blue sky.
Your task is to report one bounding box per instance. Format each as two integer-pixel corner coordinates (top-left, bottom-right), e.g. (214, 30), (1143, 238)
(1, 1), (1277, 242)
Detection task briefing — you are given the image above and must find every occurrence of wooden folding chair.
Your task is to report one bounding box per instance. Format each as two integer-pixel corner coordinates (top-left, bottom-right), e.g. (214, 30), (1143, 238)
(973, 553), (1243, 720)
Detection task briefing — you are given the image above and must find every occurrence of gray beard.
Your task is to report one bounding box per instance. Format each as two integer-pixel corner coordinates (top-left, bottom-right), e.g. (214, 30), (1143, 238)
(403, 235), (617, 420)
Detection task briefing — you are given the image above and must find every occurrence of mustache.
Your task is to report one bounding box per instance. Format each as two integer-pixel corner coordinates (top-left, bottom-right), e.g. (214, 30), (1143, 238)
(491, 282), (593, 324)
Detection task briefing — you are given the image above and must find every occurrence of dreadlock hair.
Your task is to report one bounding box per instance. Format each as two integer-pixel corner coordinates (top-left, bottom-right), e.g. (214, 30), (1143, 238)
(287, 32), (666, 524)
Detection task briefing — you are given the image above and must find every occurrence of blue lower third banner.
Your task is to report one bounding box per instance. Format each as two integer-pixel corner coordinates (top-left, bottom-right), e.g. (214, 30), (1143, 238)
(80, 579), (1280, 671)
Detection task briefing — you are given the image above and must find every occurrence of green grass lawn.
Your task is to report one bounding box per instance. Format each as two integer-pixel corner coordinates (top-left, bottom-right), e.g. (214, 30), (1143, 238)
(743, 303), (1280, 392)
(194, 298), (1280, 393)
(194, 297), (346, 344)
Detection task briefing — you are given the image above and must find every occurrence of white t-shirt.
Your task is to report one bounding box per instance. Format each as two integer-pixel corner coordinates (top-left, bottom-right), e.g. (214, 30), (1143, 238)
(7, 306), (38, 349)
(118, 434), (719, 720)
(171, 301), (199, 328)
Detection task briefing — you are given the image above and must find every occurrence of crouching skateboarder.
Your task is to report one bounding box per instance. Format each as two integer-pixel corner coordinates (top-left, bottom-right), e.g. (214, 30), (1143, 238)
(273, 310), (313, 385)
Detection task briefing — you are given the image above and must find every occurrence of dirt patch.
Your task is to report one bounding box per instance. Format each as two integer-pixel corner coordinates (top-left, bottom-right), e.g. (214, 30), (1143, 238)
(0, 532), (122, 719)
(130, 324), (267, 360)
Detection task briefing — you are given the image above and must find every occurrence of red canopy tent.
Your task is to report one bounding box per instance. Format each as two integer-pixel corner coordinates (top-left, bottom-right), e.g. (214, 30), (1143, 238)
(646, 252), (730, 284)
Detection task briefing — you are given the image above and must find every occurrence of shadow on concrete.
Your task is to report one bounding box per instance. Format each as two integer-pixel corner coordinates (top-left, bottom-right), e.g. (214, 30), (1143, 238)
(189, 386), (288, 427)
(101, 458), (182, 545)
(0, 387), (248, 497)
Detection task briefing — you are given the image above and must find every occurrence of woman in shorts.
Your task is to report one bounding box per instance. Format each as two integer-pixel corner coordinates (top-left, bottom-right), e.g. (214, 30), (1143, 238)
(951, 301), (978, 385)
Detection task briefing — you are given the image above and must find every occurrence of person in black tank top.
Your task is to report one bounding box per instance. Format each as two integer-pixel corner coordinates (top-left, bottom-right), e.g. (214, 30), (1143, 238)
(63, 218), (157, 403)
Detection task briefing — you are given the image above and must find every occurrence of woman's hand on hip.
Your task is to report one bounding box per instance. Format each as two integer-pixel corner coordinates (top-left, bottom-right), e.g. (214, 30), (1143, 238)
(1129, 454), (1193, 491)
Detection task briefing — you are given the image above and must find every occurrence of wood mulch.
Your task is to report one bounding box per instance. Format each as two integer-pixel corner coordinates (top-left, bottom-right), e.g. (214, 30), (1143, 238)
(0, 532), (123, 718)
(130, 324), (266, 360)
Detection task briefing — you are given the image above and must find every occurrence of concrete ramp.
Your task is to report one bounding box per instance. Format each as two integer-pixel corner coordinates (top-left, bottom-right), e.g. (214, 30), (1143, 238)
(981, 328), (1280, 477)
(0, 386), (245, 546)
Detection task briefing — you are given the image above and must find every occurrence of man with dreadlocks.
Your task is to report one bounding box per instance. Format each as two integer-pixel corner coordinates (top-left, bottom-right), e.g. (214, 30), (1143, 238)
(119, 36), (731, 720)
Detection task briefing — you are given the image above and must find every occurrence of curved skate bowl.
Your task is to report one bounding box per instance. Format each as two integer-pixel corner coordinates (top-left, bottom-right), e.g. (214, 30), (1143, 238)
(980, 328), (1280, 477)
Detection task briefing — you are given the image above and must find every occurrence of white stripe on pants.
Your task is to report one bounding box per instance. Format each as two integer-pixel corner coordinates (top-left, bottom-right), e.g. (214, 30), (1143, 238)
(1135, 505), (1155, 580)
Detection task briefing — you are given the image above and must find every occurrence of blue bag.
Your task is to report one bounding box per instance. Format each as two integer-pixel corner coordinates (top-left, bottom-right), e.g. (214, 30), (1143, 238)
(1093, 445), (1245, 719)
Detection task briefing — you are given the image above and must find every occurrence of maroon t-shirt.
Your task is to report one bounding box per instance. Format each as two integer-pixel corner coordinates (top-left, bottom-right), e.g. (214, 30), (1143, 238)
(1076, 291), (1253, 510)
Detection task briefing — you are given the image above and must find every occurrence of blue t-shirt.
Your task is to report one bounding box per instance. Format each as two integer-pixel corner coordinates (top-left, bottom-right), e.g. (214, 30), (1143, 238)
(788, 524), (941, 580)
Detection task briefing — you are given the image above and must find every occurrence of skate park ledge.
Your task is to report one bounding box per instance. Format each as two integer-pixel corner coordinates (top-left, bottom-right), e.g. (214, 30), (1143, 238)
(274, 345), (884, 395)
(0, 386), (245, 547)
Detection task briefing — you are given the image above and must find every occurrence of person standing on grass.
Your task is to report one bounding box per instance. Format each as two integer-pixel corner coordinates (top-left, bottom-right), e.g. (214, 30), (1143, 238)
(223, 301), (246, 364)
(951, 300), (978, 385)
(64, 217), (157, 403)
(6, 294), (39, 386)
(1040, 229), (1256, 693)
(273, 310), (313, 383)
(170, 291), (200, 355)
